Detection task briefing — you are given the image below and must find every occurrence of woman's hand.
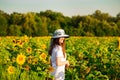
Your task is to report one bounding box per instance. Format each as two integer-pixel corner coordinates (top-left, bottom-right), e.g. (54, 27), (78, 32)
(65, 60), (69, 68)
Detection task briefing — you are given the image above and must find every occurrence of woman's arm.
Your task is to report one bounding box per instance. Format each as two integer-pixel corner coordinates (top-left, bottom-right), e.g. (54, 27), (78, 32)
(56, 57), (69, 66)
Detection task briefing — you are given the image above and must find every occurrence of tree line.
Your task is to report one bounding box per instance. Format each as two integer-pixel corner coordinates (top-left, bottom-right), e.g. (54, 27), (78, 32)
(0, 9), (120, 36)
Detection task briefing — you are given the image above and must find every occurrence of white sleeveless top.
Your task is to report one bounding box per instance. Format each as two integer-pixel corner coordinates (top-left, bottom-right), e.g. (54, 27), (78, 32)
(50, 45), (66, 80)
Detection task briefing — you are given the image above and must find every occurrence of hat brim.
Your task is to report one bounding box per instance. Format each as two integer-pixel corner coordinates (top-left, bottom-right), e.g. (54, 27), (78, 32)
(52, 34), (69, 38)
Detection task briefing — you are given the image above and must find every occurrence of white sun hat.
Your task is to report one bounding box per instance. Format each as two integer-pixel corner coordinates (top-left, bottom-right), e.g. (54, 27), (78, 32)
(52, 29), (69, 38)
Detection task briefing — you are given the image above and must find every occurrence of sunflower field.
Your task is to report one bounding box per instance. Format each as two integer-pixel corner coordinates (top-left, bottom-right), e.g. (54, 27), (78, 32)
(0, 36), (120, 80)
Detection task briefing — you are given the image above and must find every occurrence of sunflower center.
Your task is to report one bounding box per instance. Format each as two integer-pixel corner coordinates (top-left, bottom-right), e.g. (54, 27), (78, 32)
(19, 57), (23, 61)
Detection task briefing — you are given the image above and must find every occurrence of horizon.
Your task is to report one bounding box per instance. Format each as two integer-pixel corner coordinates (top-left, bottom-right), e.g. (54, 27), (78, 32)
(0, 0), (120, 17)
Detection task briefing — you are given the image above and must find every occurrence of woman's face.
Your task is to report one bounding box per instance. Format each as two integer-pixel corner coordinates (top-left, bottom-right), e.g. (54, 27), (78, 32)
(59, 37), (65, 44)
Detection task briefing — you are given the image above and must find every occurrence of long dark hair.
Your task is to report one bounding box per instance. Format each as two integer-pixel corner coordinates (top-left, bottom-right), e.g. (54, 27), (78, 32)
(48, 38), (66, 58)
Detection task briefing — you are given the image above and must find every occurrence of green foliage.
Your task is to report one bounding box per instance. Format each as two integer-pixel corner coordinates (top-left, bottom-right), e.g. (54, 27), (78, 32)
(0, 15), (7, 36)
(1, 36), (120, 80)
(8, 25), (22, 36)
(0, 36), (51, 80)
(65, 37), (120, 80)
(0, 9), (120, 36)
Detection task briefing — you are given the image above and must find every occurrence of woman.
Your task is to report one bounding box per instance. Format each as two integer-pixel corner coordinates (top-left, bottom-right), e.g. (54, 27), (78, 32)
(48, 29), (70, 80)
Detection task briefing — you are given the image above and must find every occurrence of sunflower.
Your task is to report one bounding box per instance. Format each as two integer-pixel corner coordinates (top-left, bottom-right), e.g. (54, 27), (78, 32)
(12, 39), (17, 47)
(86, 67), (91, 74)
(16, 39), (22, 44)
(39, 53), (47, 60)
(24, 65), (30, 71)
(7, 66), (15, 74)
(26, 47), (32, 53)
(27, 58), (32, 64)
(32, 58), (38, 65)
(27, 56), (34, 64)
(15, 39), (24, 47)
(41, 44), (46, 50)
(22, 35), (29, 42)
(18, 41), (24, 47)
(12, 39), (16, 43)
(16, 54), (26, 65)
(118, 38), (120, 49)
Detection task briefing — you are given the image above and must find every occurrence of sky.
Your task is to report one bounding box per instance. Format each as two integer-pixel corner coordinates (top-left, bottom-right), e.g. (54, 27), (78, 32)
(0, 0), (120, 17)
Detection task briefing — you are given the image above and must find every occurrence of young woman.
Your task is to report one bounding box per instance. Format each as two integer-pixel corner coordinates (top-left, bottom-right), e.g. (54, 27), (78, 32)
(48, 29), (70, 80)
